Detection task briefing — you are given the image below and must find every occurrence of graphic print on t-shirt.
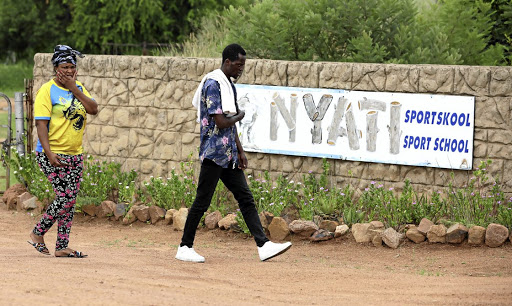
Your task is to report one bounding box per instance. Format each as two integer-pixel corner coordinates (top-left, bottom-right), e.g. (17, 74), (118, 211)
(62, 96), (86, 131)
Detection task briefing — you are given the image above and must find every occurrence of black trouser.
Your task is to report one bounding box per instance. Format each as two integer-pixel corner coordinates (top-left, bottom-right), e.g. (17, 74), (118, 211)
(180, 159), (269, 248)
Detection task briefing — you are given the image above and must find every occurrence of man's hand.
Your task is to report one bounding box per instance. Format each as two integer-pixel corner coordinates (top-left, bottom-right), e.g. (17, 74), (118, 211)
(236, 110), (245, 121)
(213, 109), (246, 129)
(238, 151), (248, 170)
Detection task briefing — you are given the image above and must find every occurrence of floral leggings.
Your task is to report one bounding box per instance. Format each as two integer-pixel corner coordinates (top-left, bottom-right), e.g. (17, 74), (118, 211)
(33, 152), (83, 251)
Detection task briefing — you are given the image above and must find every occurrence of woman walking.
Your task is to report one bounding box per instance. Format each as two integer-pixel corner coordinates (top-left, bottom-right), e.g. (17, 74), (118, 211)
(27, 45), (98, 257)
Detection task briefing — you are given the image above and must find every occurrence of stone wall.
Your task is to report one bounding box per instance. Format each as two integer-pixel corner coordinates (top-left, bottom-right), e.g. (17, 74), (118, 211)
(33, 54), (512, 195)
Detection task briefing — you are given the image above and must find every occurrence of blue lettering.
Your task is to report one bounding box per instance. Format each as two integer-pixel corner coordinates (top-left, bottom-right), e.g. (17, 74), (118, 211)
(431, 112), (437, 124)
(437, 112), (443, 125)
(458, 114), (465, 126)
(433, 138), (439, 151)
(424, 112), (431, 124)
(458, 140), (465, 152)
(404, 110), (410, 123)
(411, 110), (417, 122)
(451, 139), (457, 152)
(414, 136), (420, 149)
(450, 113), (457, 126)
(442, 112), (450, 125)
(403, 135), (434, 150)
(443, 138), (451, 151)
(417, 111), (424, 124)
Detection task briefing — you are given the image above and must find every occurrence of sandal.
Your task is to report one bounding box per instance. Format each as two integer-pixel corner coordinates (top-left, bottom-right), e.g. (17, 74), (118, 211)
(56, 250), (88, 258)
(27, 241), (51, 256)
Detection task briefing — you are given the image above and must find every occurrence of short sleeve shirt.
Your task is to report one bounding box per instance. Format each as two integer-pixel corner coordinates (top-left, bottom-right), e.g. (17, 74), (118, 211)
(34, 79), (92, 155)
(198, 79), (238, 168)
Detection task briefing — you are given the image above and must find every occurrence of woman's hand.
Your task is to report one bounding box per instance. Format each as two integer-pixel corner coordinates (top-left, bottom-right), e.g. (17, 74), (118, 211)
(56, 70), (77, 90)
(46, 151), (70, 167)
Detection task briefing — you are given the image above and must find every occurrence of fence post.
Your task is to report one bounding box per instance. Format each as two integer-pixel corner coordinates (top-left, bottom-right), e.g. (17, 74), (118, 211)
(14, 92), (25, 156)
(142, 41), (147, 55)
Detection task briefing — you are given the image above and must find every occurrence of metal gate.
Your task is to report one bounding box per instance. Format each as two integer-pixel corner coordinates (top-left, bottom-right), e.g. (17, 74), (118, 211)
(0, 92), (13, 193)
(0, 79), (34, 194)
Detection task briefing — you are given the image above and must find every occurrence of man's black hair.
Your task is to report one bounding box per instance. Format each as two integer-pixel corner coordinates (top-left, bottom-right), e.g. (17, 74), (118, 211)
(222, 44), (246, 64)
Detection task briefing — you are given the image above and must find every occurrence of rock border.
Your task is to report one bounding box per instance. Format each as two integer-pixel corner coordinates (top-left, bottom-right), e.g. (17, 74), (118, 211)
(3, 185), (509, 249)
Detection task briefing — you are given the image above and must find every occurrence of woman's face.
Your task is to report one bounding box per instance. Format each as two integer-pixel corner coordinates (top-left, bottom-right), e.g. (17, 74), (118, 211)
(55, 63), (76, 77)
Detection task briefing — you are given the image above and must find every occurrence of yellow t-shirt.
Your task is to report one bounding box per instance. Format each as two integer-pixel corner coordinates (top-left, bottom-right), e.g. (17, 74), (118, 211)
(34, 79), (93, 155)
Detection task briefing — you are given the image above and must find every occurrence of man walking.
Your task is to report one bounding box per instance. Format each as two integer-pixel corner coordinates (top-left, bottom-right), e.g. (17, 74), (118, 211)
(176, 44), (292, 263)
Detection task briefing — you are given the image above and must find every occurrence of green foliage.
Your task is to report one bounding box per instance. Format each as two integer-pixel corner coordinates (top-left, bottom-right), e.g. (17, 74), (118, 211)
(0, 0), (245, 61)
(4, 148), (511, 234)
(424, 0), (505, 65)
(160, 16), (228, 58)
(0, 0), (70, 60)
(75, 195), (101, 207)
(487, 0), (512, 64)
(249, 171), (299, 217)
(180, 0), (510, 65)
(235, 210), (251, 235)
(445, 160), (507, 227)
(1, 148), (54, 202)
(142, 160), (196, 210)
(209, 181), (235, 216)
(358, 180), (431, 229)
(342, 206), (365, 227)
(79, 155), (137, 205)
(222, 0), (422, 62)
(63, 0), (173, 53)
(346, 31), (388, 63)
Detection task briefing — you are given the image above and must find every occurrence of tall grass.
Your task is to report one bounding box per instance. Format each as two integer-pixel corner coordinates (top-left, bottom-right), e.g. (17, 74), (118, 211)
(158, 16), (228, 58)
(0, 61), (33, 98)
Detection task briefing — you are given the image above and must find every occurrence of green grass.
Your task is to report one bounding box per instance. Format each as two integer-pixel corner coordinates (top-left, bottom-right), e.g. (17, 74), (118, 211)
(0, 62), (33, 98)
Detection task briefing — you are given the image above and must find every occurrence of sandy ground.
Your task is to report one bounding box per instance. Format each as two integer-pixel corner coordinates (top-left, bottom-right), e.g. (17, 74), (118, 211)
(1, 99), (512, 305)
(1, 204), (511, 306)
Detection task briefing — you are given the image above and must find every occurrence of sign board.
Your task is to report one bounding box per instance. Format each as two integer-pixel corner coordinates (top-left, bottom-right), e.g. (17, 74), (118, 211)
(235, 84), (475, 170)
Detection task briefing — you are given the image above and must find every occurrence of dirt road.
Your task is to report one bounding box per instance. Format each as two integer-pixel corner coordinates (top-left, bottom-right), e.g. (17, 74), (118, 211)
(1, 204), (511, 305)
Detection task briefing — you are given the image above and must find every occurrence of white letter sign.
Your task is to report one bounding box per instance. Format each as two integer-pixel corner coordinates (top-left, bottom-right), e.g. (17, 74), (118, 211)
(236, 84), (474, 170)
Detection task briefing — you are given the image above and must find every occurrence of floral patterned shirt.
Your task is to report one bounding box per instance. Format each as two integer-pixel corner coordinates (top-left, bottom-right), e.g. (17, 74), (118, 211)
(198, 79), (239, 168)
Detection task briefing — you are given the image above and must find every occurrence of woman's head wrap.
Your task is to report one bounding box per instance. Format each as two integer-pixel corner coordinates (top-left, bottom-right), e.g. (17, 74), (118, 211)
(51, 45), (84, 67)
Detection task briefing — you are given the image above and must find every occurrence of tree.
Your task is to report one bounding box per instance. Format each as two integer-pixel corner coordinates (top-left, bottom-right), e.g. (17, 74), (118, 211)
(215, 0), (508, 65)
(64, 0), (175, 53)
(0, 0), (71, 61)
(0, 0), (241, 60)
(64, 0), (252, 54)
(427, 0), (506, 65)
(485, 0), (512, 64)
(223, 0), (423, 62)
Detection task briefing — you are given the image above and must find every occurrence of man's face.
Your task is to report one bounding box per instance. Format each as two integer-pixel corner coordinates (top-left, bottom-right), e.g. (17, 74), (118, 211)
(225, 53), (246, 79)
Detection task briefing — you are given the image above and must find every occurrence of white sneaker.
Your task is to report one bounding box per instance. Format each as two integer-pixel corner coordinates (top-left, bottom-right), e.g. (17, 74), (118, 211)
(258, 241), (292, 261)
(175, 245), (205, 263)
